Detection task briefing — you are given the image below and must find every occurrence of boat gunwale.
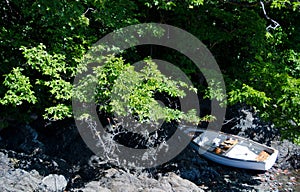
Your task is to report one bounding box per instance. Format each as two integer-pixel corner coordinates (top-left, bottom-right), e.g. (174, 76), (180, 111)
(191, 131), (278, 164)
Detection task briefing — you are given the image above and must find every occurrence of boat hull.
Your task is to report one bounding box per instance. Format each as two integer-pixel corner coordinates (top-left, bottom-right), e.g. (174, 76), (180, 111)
(188, 131), (278, 171)
(190, 142), (278, 170)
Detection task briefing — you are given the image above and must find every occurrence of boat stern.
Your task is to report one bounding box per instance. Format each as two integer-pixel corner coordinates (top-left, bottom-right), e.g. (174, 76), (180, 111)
(264, 149), (279, 170)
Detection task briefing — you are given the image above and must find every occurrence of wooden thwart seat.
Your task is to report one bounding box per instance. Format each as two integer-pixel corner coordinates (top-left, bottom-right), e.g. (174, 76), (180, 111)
(255, 150), (270, 161)
(213, 138), (238, 154)
(222, 139), (238, 148)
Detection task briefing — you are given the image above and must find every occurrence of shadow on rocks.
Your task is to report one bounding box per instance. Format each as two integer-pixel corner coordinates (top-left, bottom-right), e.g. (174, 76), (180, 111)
(152, 145), (263, 192)
(222, 104), (280, 146)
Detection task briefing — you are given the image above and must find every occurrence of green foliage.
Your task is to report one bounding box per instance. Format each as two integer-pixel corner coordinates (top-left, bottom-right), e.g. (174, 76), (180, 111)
(1, 44), (74, 122)
(74, 55), (205, 125)
(110, 58), (201, 124)
(228, 26), (300, 143)
(144, 0), (204, 10)
(20, 44), (69, 78)
(271, 0), (300, 10)
(0, 0), (299, 143)
(94, 55), (130, 111)
(204, 79), (227, 106)
(21, 44), (73, 120)
(44, 104), (72, 120)
(228, 84), (271, 109)
(1, 67), (37, 106)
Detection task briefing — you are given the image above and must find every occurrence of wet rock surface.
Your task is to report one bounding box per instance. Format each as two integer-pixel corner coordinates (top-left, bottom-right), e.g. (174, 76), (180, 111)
(0, 108), (299, 192)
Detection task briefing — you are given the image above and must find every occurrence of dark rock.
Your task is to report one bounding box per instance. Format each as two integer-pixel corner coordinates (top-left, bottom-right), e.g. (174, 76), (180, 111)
(0, 118), (299, 192)
(272, 140), (300, 170)
(223, 106), (280, 146)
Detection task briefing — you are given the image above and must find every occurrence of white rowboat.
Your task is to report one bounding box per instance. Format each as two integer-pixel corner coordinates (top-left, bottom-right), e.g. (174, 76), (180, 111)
(180, 126), (278, 171)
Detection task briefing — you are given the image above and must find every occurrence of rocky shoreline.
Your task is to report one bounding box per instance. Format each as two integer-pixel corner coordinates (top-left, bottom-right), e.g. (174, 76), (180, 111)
(0, 139), (299, 192)
(0, 109), (299, 192)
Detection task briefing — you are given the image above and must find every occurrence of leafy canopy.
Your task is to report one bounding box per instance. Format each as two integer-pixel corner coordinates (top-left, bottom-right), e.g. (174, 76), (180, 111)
(0, 0), (299, 143)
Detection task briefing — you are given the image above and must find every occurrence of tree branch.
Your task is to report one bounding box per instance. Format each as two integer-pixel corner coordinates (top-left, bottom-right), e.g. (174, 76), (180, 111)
(260, 1), (280, 31)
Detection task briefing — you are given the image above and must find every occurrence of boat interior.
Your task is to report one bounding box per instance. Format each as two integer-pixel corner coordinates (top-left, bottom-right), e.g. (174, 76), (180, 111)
(194, 132), (274, 162)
